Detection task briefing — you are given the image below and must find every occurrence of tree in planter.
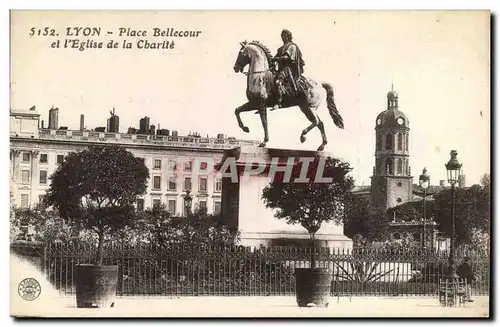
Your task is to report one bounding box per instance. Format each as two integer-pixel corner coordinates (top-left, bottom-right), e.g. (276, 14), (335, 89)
(261, 157), (354, 268)
(261, 157), (354, 307)
(45, 145), (149, 265)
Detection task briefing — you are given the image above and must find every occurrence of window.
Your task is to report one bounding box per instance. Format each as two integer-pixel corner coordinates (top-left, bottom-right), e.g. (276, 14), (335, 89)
(405, 135), (409, 151)
(385, 133), (393, 150)
(397, 197), (402, 203)
(413, 233), (421, 241)
(214, 201), (221, 215)
(393, 232), (401, 240)
(376, 136), (382, 151)
(38, 195), (45, 203)
(199, 200), (207, 210)
(200, 161), (208, 171)
(154, 159), (162, 169)
(20, 194), (29, 208)
(397, 133), (402, 151)
(153, 199), (161, 209)
(137, 199), (144, 212)
(386, 159), (393, 175)
(153, 176), (161, 190)
(57, 154), (64, 164)
(22, 152), (31, 162)
(397, 159), (403, 175)
(39, 154), (48, 163)
(184, 177), (192, 191)
(397, 182), (402, 187)
(39, 170), (47, 184)
(184, 161), (192, 172)
(168, 199), (176, 214)
(214, 177), (222, 192)
(168, 176), (177, 191)
(199, 177), (207, 192)
(21, 170), (30, 184)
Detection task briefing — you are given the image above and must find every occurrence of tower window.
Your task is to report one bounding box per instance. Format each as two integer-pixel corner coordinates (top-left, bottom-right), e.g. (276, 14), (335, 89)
(385, 133), (393, 150)
(397, 198), (402, 203)
(406, 135), (409, 151)
(397, 133), (402, 150)
(386, 159), (393, 175)
(397, 159), (403, 175)
(376, 136), (382, 151)
(397, 182), (402, 187)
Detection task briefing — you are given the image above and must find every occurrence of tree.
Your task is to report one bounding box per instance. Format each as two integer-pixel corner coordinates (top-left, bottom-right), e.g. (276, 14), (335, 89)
(343, 194), (389, 243)
(134, 205), (238, 247)
(10, 203), (78, 244)
(432, 182), (490, 245)
(261, 157), (354, 268)
(45, 145), (149, 265)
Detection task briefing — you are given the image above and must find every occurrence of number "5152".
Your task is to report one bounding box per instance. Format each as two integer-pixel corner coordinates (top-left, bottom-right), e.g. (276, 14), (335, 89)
(30, 27), (57, 37)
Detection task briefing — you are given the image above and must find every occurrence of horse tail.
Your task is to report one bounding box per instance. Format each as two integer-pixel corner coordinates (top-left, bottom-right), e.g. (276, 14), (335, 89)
(321, 82), (344, 129)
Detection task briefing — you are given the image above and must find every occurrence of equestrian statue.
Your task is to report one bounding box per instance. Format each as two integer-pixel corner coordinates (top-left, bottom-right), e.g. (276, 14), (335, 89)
(233, 29), (344, 151)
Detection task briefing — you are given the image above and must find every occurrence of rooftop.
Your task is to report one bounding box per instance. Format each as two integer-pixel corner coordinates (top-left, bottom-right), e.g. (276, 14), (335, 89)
(11, 128), (261, 150)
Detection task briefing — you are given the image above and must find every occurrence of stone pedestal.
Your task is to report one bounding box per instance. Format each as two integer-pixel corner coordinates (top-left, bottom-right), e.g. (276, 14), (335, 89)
(218, 146), (352, 249)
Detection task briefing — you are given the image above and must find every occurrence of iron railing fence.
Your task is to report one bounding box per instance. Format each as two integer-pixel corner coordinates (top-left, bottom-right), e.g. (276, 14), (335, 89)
(29, 242), (489, 297)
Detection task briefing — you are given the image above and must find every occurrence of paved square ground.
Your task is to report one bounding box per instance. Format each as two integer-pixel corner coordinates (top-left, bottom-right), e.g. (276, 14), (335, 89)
(11, 294), (490, 318)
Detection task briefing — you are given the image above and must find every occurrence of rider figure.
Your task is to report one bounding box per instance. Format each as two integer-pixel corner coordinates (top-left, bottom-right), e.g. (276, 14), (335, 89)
(272, 29), (305, 110)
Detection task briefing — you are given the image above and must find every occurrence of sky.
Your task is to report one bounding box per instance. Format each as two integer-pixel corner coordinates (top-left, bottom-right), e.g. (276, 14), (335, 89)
(10, 10), (490, 186)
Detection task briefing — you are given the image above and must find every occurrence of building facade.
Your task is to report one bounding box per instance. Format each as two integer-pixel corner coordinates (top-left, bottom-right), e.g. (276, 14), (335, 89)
(10, 107), (260, 216)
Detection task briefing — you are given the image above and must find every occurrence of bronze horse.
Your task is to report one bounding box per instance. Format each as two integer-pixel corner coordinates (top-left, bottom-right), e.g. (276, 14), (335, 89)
(233, 41), (344, 151)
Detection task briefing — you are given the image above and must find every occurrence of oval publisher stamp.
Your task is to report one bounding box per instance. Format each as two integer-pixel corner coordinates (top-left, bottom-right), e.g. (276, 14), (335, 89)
(18, 278), (41, 301)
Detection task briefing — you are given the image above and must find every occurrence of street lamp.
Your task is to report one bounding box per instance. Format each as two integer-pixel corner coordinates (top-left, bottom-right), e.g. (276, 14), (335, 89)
(183, 190), (193, 217)
(445, 150), (462, 279)
(419, 167), (430, 249)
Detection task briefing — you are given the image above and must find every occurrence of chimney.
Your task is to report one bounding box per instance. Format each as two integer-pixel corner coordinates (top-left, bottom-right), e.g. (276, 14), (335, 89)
(48, 106), (59, 130)
(439, 180), (445, 187)
(80, 114), (85, 131)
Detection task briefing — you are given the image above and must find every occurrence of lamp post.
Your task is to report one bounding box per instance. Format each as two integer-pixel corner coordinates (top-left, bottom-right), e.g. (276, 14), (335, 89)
(419, 168), (430, 249)
(183, 190), (193, 217)
(445, 150), (462, 279)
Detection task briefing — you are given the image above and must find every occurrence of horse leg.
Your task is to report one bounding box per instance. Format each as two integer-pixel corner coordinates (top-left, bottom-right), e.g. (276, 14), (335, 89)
(299, 103), (319, 145)
(316, 116), (328, 151)
(235, 102), (253, 133)
(258, 106), (269, 147)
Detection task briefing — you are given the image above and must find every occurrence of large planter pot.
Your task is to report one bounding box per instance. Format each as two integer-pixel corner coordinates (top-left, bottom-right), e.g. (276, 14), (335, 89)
(75, 264), (118, 308)
(295, 267), (333, 307)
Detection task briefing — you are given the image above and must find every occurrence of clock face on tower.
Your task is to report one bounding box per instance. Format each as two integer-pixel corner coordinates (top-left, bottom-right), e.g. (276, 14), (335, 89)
(397, 117), (404, 125)
(377, 118), (382, 125)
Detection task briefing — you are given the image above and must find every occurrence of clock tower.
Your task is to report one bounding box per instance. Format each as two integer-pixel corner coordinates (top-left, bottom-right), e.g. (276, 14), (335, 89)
(371, 87), (413, 209)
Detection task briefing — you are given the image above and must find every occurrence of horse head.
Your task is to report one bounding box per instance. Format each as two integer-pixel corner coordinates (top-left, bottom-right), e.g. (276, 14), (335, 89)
(233, 41), (249, 73)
